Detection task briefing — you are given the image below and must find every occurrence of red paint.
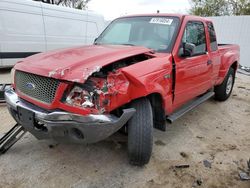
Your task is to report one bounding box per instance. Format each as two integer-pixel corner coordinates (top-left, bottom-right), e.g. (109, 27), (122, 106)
(15, 45), (153, 83)
(13, 14), (240, 116)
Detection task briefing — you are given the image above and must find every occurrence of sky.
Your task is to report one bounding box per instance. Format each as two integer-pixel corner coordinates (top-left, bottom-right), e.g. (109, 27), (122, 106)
(88, 0), (191, 20)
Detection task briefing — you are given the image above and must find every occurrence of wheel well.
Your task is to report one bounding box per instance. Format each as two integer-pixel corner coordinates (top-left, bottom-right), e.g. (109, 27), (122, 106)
(147, 93), (166, 131)
(231, 61), (238, 74)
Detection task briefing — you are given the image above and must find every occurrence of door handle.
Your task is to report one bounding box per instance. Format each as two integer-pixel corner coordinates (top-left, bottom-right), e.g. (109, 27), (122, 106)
(207, 60), (212, 65)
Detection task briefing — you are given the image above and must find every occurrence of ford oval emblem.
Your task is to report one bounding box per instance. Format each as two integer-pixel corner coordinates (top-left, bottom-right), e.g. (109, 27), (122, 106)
(25, 82), (36, 90)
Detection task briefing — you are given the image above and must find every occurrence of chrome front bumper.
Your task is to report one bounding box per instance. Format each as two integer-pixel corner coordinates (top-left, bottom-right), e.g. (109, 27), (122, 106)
(5, 89), (135, 143)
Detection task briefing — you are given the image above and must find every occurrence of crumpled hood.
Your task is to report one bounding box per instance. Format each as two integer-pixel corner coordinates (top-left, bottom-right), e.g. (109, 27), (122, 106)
(15, 45), (153, 83)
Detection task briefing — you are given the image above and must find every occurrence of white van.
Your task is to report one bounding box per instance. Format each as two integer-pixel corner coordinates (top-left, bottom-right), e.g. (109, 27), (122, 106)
(0, 0), (105, 68)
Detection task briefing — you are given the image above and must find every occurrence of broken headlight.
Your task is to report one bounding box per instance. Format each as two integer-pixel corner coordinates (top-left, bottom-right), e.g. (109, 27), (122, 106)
(65, 86), (94, 108)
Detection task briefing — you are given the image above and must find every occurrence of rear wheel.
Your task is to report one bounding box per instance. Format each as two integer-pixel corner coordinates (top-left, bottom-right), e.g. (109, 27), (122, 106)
(127, 98), (153, 166)
(214, 67), (235, 101)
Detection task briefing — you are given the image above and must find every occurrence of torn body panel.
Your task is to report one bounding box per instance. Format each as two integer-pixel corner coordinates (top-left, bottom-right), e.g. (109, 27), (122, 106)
(68, 53), (174, 115)
(105, 55), (173, 114)
(37, 51), (173, 116)
(84, 54), (172, 115)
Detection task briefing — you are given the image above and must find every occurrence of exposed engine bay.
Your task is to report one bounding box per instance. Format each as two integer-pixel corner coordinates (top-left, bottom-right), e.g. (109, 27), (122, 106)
(64, 53), (154, 113)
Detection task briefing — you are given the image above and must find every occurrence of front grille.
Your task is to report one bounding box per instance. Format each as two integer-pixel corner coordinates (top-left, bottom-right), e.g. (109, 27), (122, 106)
(15, 70), (60, 104)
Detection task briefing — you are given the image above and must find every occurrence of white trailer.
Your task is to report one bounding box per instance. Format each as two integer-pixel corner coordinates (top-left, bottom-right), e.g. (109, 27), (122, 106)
(0, 0), (105, 67)
(209, 16), (250, 67)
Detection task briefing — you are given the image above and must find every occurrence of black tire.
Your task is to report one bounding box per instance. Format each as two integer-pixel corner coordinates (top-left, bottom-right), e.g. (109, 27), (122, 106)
(214, 67), (235, 101)
(128, 97), (153, 166)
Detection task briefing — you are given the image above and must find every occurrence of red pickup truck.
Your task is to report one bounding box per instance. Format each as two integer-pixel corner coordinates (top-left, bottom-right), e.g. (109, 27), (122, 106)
(5, 14), (239, 165)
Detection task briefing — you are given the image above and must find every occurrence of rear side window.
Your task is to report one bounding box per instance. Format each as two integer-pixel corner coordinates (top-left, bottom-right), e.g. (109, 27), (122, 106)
(207, 22), (218, 51)
(182, 21), (207, 55)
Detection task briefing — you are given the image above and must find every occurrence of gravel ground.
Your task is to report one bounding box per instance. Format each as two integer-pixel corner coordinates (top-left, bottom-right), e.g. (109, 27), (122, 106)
(0, 69), (249, 188)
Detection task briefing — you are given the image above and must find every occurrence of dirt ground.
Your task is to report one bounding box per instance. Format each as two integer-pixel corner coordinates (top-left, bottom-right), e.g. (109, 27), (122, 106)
(0, 69), (249, 188)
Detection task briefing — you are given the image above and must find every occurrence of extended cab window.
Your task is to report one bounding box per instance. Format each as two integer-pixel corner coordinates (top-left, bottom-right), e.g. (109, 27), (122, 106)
(182, 21), (207, 55)
(207, 22), (218, 51)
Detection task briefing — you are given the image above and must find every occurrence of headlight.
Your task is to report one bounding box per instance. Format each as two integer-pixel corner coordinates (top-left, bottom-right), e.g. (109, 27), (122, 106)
(65, 86), (94, 108)
(10, 68), (16, 84)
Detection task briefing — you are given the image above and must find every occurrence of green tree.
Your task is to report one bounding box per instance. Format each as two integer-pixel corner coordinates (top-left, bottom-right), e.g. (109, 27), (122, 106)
(229, 0), (250, 15)
(33, 0), (91, 10)
(189, 0), (250, 16)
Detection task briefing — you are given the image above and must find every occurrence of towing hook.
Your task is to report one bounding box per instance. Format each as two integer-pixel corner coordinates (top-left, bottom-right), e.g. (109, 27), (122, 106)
(0, 124), (27, 155)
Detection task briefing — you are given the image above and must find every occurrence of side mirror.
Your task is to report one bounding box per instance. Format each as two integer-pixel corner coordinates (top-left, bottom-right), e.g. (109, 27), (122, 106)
(94, 38), (98, 44)
(179, 42), (195, 57)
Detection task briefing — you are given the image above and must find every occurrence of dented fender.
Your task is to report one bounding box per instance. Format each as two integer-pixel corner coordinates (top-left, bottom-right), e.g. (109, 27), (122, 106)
(104, 55), (173, 114)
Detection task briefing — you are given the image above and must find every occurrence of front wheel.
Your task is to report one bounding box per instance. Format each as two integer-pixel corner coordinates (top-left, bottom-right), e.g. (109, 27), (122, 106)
(214, 67), (235, 101)
(127, 98), (153, 166)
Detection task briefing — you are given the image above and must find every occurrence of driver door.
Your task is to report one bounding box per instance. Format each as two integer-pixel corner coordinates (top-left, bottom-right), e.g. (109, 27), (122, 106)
(173, 21), (212, 109)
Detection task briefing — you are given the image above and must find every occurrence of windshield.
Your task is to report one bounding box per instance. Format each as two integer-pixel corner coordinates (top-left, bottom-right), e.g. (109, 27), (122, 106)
(95, 16), (180, 52)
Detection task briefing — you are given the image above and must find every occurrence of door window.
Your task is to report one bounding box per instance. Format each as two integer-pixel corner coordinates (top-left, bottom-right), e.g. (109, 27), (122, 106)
(182, 21), (207, 55)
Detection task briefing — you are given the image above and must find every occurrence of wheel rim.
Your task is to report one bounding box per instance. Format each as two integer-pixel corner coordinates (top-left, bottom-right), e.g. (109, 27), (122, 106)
(226, 74), (233, 95)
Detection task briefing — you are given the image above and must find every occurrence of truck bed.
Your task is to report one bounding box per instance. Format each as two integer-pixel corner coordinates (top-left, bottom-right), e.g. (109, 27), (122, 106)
(218, 44), (240, 70)
(218, 44), (240, 54)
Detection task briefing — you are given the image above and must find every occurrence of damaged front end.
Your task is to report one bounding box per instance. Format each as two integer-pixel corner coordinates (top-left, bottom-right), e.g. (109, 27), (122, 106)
(62, 53), (154, 114)
(5, 52), (154, 143)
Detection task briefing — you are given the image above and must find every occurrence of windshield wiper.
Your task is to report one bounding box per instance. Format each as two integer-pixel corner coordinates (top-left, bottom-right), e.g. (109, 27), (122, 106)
(94, 43), (136, 46)
(120, 43), (136, 46)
